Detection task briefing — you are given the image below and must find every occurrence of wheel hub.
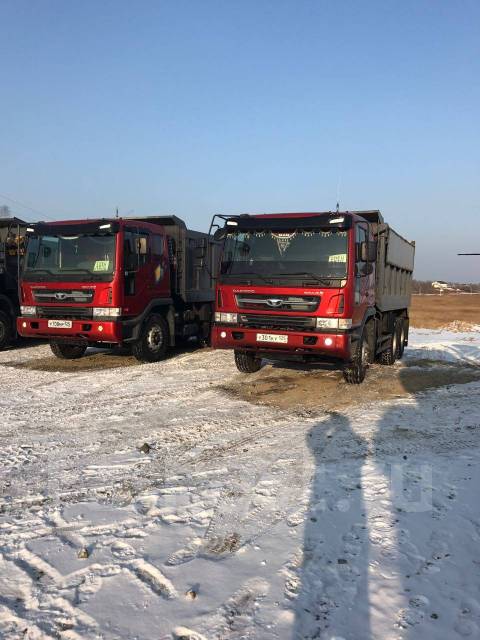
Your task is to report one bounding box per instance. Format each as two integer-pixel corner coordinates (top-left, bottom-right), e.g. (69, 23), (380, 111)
(147, 325), (163, 351)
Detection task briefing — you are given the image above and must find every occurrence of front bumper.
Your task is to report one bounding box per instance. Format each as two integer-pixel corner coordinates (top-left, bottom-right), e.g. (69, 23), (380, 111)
(211, 325), (352, 360)
(17, 317), (125, 344)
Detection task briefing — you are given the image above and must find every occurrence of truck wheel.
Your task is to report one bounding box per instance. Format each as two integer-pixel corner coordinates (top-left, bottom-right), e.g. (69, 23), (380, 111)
(0, 310), (13, 351)
(343, 333), (369, 384)
(234, 350), (262, 373)
(380, 328), (398, 365)
(132, 314), (169, 363)
(396, 321), (406, 359)
(50, 342), (87, 359)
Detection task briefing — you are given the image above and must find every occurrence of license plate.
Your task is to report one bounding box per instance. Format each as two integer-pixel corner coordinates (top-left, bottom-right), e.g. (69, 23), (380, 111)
(256, 333), (288, 344)
(47, 320), (73, 329)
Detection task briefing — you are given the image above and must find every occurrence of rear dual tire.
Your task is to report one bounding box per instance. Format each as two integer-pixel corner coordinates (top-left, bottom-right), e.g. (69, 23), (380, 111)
(396, 321), (406, 359)
(380, 319), (406, 365)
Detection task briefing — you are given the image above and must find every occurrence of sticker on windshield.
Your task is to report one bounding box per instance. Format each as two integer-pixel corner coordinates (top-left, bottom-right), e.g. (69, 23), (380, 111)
(93, 260), (110, 271)
(329, 254), (347, 263)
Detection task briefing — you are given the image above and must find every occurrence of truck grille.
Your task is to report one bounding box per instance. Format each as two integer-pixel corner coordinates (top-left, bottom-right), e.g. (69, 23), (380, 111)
(236, 293), (319, 312)
(33, 289), (94, 304)
(238, 313), (316, 332)
(36, 306), (93, 320)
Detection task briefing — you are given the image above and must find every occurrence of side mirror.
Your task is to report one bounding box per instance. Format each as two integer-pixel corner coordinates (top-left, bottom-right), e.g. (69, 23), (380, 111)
(213, 227), (226, 242)
(359, 241), (368, 262)
(359, 241), (377, 262)
(356, 262), (374, 276)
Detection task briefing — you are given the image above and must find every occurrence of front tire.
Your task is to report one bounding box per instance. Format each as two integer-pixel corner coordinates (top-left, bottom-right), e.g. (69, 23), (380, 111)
(234, 350), (262, 373)
(50, 342), (87, 359)
(343, 332), (369, 384)
(132, 314), (169, 363)
(0, 310), (13, 351)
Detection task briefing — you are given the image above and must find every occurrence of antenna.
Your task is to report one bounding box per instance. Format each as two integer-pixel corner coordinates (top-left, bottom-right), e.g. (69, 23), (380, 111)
(336, 175), (341, 213)
(115, 207), (119, 219)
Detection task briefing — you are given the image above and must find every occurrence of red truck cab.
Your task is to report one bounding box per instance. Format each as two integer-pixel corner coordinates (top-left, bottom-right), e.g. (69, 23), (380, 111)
(211, 210), (414, 383)
(18, 216), (216, 361)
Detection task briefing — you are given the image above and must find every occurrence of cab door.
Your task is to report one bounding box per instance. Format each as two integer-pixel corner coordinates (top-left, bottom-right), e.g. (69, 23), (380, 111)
(352, 223), (371, 326)
(123, 228), (151, 317)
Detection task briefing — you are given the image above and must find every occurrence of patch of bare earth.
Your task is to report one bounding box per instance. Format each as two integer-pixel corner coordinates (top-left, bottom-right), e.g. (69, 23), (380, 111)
(0, 350), (139, 372)
(219, 360), (480, 411)
(1, 344), (206, 372)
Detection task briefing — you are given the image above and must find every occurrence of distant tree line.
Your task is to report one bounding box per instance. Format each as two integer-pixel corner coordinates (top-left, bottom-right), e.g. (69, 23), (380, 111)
(412, 280), (480, 294)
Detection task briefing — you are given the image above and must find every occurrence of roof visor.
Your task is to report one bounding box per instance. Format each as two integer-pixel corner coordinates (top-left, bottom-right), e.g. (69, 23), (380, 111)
(227, 214), (352, 232)
(27, 220), (120, 235)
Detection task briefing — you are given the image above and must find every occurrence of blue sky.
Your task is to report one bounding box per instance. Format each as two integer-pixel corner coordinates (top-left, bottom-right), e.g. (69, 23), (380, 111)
(1, 0), (479, 281)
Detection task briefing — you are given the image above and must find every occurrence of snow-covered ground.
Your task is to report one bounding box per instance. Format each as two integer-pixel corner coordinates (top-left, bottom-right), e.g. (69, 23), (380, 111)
(1, 327), (480, 640)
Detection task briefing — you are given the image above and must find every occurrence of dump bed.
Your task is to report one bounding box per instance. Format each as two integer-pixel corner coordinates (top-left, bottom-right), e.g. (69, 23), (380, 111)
(357, 211), (415, 311)
(0, 217), (28, 294)
(375, 223), (415, 311)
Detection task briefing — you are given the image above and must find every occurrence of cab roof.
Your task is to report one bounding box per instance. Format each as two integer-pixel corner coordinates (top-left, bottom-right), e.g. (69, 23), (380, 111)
(221, 210), (383, 231)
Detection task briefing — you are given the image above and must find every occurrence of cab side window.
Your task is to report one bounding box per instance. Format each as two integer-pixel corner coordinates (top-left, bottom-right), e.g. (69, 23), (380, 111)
(151, 234), (164, 258)
(356, 224), (368, 274)
(124, 230), (149, 272)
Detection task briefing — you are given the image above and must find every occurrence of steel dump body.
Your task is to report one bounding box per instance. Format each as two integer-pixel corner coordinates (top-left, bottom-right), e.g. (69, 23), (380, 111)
(357, 210), (415, 311)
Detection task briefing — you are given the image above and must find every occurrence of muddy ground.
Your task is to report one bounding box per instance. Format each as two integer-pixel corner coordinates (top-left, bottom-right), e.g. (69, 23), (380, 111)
(5, 341), (479, 413)
(219, 358), (480, 410)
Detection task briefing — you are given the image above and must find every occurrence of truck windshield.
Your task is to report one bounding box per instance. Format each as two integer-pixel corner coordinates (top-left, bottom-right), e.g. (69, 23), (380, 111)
(24, 233), (116, 282)
(220, 229), (348, 281)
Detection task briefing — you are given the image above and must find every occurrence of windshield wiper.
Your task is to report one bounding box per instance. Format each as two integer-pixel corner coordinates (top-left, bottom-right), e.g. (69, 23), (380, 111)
(276, 272), (343, 284)
(61, 268), (94, 274)
(24, 268), (54, 276)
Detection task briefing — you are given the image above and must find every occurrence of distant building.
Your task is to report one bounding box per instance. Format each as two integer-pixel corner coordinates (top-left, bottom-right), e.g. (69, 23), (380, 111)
(432, 281), (455, 293)
(0, 206), (11, 218)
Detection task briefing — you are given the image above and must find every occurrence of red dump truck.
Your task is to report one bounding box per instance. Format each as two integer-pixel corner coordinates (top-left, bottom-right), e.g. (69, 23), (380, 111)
(17, 215), (217, 361)
(210, 210), (415, 383)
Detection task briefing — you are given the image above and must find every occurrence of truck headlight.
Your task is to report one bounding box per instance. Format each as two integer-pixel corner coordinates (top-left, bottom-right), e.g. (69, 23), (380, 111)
(92, 307), (122, 318)
(20, 306), (36, 316)
(316, 318), (352, 330)
(214, 312), (238, 323)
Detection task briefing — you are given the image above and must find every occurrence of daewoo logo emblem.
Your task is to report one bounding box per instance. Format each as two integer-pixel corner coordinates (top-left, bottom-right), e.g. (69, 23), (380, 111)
(54, 292), (68, 301)
(266, 298), (283, 307)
